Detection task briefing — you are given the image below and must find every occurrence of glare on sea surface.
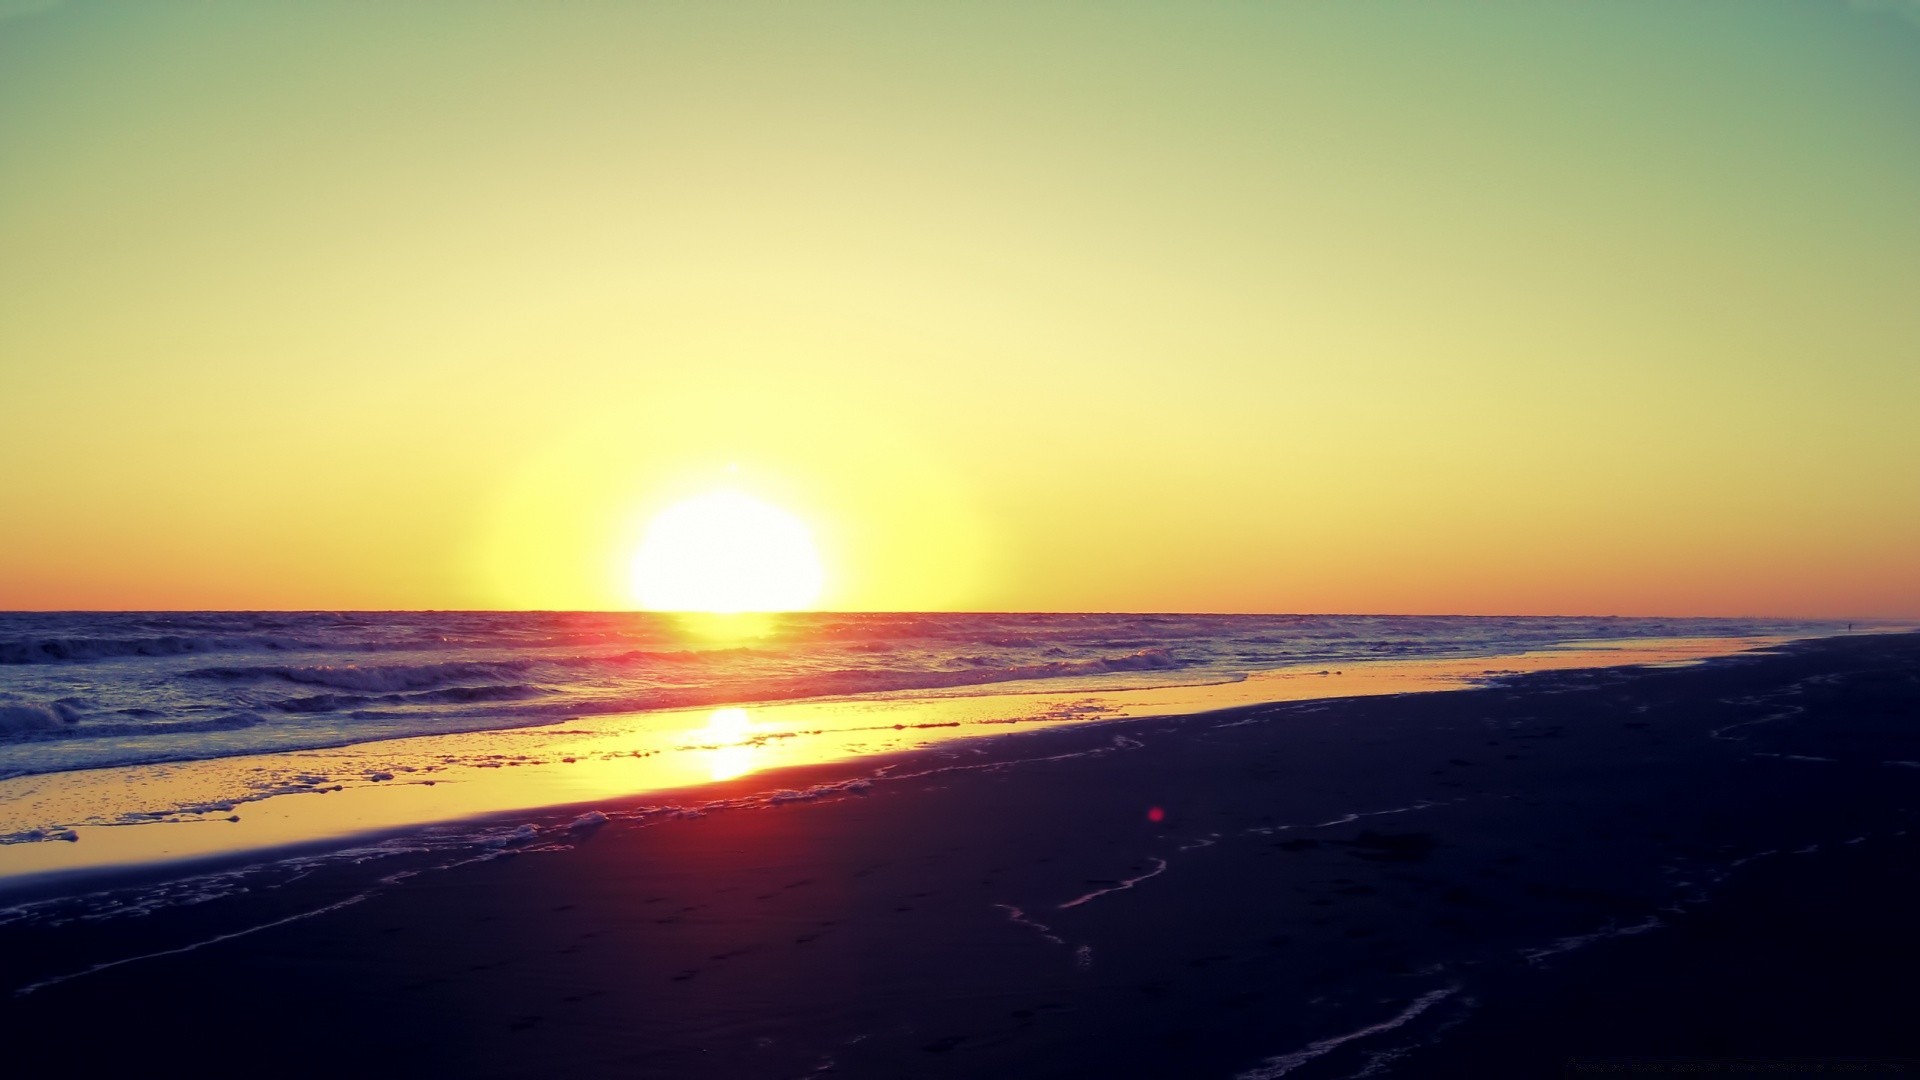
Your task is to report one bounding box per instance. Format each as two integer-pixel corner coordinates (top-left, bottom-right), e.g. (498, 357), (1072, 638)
(631, 491), (825, 613)
(698, 707), (758, 781)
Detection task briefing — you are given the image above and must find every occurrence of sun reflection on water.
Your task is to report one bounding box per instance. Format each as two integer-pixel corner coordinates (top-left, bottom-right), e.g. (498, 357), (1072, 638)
(671, 612), (784, 642)
(699, 706), (758, 781)
(0, 637), (1802, 883)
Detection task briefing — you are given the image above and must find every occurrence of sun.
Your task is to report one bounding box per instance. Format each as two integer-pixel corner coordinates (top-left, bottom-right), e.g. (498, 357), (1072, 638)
(630, 491), (825, 613)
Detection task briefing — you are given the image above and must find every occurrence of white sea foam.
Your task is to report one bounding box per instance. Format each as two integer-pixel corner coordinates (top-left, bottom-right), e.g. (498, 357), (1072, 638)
(1521, 915), (1663, 965)
(0, 698), (78, 735)
(1235, 986), (1461, 1079)
(1346, 998), (1480, 1079)
(13, 893), (373, 998)
(1707, 675), (1843, 741)
(0, 612), (1827, 781)
(482, 823), (540, 847)
(1057, 857), (1168, 910)
(1245, 799), (1449, 838)
(992, 903), (1065, 947)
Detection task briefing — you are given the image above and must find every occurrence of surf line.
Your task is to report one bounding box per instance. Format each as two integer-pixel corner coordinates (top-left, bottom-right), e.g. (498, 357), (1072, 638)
(1057, 857), (1169, 910)
(12, 893), (371, 998)
(1235, 985), (1462, 1079)
(991, 902), (1066, 947)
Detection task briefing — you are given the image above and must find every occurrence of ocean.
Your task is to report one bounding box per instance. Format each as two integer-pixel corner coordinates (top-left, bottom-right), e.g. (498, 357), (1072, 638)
(0, 611), (1829, 783)
(7, 615), (1910, 1073)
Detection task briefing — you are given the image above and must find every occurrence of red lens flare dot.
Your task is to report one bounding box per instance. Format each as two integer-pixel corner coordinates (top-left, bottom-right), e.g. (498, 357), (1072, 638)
(1147, 806), (1165, 823)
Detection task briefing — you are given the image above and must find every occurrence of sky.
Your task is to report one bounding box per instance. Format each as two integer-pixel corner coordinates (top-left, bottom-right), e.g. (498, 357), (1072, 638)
(1, 1), (1917, 617)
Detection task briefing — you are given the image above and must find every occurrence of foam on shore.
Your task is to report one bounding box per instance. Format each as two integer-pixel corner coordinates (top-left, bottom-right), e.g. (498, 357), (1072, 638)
(0, 635), (1815, 887)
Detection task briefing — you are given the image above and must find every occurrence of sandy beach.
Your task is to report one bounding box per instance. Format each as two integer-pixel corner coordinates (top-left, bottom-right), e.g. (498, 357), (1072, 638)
(8, 5), (1916, 1077)
(5, 631), (1917, 1077)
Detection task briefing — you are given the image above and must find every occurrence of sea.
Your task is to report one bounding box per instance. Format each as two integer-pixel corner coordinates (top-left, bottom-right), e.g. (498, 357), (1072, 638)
(0, 611), (1832, 783)
(0, 609), (1873, 1018)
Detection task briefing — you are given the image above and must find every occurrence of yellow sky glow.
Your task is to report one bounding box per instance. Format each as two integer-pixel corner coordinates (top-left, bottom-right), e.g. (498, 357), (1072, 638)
(1, 3), (1916, 617)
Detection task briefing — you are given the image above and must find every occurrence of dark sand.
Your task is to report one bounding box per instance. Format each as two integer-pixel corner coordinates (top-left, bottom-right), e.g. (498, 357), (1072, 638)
(4, 633), (1919, 1078)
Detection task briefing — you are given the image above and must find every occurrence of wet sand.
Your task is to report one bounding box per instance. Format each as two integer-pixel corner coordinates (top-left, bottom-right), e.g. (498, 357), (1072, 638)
(4, 632), (1918, 1078)
(0, 634), (1784, 881)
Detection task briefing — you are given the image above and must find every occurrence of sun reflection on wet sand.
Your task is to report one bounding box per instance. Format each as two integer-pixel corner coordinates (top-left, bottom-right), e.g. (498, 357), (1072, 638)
(697, 707), (758, 781)
(0, 636), (1813, 883)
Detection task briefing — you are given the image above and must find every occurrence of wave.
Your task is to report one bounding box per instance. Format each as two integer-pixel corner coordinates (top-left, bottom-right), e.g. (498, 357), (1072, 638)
(268, 684), (553, 714)
(602, 647), (752, 666)
(0, 699), (81, 736)
(0, 614), (1836, 779)
(186, 660), (537, 693)
(659, 646), (1182, 706)
(5, 648), (1184, 747)
(0, 634), (316, 665)
(182, 648), (756, 691)
(0, 704), (262, 743)
(501, 647), (1188, 718)
(191, 646), (1177, 698)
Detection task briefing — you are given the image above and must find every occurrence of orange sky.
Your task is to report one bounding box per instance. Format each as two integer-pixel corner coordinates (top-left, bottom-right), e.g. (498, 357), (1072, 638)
(2, 3), (1916, 617)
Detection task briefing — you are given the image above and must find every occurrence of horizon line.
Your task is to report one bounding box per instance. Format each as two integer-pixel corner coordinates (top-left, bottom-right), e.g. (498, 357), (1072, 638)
(0, 608), (1904, 623)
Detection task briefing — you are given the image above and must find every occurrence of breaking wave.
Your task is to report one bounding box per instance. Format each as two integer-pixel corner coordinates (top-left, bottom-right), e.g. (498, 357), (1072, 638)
(0, 635), (310, 665)
(0, 699), (81, 736)
(0, 611), (1834, 774)
(186, 660), (535, 693)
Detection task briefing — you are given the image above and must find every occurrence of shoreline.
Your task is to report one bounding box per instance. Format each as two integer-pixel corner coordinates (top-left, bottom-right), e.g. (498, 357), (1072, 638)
(3, 632), (1917, 1076)
(0, 632), (1823, 887)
